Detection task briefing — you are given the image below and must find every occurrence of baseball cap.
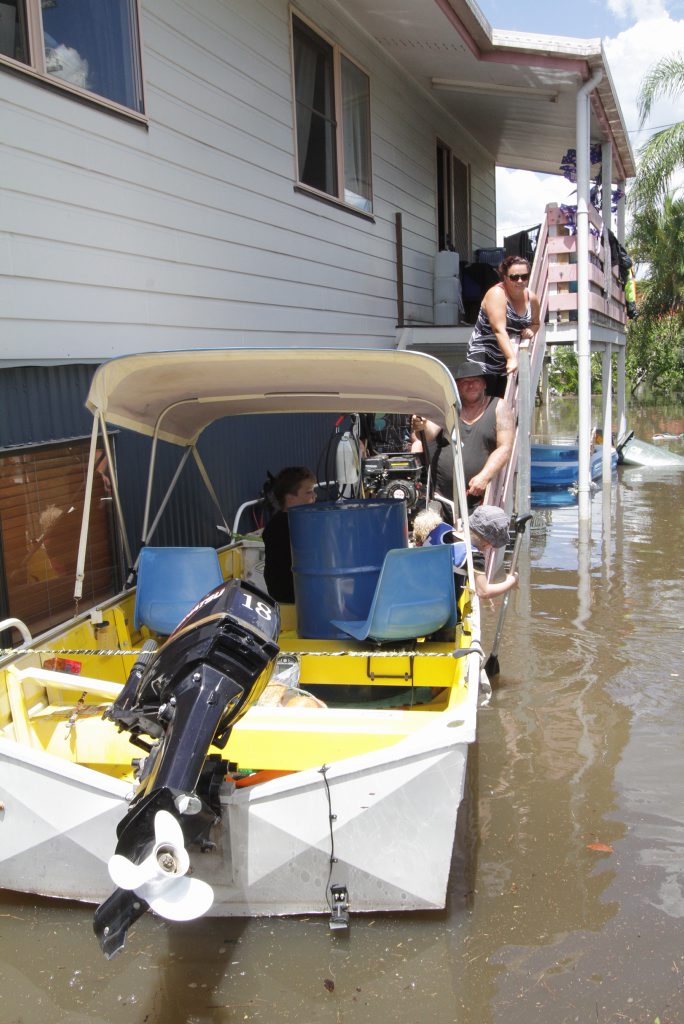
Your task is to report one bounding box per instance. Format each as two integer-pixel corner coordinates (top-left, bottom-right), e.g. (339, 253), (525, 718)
(468, 505), (510, 548)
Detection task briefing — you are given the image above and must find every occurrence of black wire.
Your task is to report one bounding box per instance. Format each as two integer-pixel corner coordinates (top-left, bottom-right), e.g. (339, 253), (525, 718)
(319, 764), (336, 910)
(316, 420), (351, 502)
(316, 432), (334, 501)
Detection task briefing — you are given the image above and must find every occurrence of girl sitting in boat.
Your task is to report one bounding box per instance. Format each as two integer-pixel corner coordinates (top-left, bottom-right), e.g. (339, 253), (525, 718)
(263, 466), (316, 603)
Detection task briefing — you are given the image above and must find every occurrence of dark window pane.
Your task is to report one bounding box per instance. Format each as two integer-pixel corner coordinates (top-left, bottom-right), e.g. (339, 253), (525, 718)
(0, 1), (29, 63)
(452, 155), (470, 258)
(296, 104), (337, 194)
(436, 142), (454, 250)
(293, 16), (337, 196)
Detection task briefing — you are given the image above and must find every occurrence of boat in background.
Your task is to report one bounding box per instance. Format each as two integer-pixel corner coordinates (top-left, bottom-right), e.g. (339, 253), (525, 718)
(531, 437), (617, 490)
(617, 433), (684, 468)
(0, 348), (483, 959)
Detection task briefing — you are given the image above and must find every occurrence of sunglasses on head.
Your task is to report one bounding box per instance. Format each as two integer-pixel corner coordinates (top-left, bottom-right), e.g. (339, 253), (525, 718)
(507, 273), (529, 282)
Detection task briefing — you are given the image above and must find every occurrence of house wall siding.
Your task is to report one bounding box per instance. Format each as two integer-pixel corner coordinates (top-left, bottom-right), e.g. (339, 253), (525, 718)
(0, 0), (497, 364)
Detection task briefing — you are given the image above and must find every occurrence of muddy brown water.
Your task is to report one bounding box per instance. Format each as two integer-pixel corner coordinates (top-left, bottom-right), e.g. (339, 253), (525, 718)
(1, 400), (683, 1024)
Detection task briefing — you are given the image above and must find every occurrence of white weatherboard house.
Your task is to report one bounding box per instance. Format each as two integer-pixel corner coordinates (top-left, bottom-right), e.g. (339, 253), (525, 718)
(0, 0), (634, 628)
(1, 0), (634, 361)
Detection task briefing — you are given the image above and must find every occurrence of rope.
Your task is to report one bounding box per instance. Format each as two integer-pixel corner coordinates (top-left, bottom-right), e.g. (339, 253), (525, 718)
(1, 644), (483, 661)
(1, 647), (139, 657)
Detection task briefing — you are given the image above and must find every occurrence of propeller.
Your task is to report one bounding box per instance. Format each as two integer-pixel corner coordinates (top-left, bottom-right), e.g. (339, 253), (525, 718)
(108, 809), (214, 922)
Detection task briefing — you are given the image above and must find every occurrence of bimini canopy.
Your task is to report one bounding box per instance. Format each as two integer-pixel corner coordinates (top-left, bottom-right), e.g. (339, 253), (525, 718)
(86, 348), (460, 446)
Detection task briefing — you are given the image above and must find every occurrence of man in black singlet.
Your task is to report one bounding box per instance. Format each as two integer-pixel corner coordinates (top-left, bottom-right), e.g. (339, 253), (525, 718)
(411, 362), (514, 521)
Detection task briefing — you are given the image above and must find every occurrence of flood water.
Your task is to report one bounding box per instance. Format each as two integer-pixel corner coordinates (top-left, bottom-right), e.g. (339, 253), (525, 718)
(1, 400), (683, 1024)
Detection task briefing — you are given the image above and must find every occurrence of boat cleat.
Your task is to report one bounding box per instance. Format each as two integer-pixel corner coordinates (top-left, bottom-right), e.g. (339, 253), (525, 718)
(329, 883), (350, 931)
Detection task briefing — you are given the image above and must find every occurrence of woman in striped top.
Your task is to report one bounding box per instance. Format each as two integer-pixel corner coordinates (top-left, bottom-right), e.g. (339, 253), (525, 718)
(466, 255), (540, 398)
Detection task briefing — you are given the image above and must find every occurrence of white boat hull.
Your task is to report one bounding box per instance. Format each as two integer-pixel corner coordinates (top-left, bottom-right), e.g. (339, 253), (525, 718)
(0, 702), (474, 915)
(0, 738), (130, 903)
(618, 437), (684, 467)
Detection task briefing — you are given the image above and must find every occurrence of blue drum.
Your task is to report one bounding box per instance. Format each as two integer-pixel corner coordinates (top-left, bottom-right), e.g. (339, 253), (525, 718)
(289, 499), (408, 639)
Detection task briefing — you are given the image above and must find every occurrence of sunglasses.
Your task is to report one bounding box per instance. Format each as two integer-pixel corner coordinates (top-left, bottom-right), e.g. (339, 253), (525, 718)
(507, 273), (529, 282)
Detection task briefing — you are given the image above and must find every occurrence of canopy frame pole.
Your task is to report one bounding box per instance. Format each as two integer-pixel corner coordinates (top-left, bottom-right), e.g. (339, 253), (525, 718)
(99, 413), (133, 572)
(191, 448), (231, 539)
(74, 414), (133, 601)
(73, 415), (100, 602)
(140, 444), (195, 555)
(446, 394), (478, 589)
(141, 398), (202, 546)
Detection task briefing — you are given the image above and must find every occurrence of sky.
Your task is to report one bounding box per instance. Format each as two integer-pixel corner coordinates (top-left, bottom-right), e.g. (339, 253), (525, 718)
(474, 0), (684, 242)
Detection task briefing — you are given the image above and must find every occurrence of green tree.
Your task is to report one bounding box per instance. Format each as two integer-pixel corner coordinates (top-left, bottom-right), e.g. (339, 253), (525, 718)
(627, 52), (684, 396)
(547, 347), (603, 396)
(629, 194), (684, 319)
(630, 51), (684, 212)
(625, 314), (684, 396)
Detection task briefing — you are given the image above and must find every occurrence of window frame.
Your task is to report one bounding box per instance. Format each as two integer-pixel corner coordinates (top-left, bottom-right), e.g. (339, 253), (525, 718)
(0, 0), (147, 123)
(290, 8), (373, 217)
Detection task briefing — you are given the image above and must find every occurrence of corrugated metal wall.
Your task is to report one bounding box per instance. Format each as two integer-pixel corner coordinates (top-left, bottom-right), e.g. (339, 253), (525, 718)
(116, 412), (338, 555)
(0, 365), (98, 447)
(1, 365), (340, 561)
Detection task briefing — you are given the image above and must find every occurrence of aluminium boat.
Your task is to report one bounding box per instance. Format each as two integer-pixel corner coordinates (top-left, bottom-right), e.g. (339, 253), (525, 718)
(617, 434), (684, 467)
(0, 348), (483, 957)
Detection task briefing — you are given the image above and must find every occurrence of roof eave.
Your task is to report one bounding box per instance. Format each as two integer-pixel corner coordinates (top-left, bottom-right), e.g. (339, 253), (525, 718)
(435, 1), (636, 178)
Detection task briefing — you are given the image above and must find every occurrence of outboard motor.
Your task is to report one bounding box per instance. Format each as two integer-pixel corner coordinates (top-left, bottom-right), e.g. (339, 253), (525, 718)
(94, 578), (280, 957)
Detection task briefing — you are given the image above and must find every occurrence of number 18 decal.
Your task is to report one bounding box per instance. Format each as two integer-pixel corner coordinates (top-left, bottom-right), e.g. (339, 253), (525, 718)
(242, 593), (273, 621)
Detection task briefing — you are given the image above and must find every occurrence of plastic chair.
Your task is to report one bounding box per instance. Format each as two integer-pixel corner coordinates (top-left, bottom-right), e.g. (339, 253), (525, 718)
(331, 544), (457, 643)
(133, 547), (224, 635)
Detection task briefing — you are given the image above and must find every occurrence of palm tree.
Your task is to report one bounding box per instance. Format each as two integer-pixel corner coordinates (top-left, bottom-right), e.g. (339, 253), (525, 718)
(630, 52), (684, 211)
(629, 194), (684, 319)
(626, 194), (684, 393)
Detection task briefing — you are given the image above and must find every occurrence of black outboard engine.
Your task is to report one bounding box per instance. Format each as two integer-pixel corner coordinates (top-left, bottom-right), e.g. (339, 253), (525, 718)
(93, 578), (280, 957)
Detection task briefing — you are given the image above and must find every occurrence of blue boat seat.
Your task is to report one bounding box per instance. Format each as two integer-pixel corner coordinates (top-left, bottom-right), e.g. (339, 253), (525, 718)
(331, 544), (457, 644)
(133, 546), (224, 635)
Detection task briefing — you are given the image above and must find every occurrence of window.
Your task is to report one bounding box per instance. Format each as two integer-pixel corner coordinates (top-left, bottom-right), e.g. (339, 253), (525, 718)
(292, 14), (372, 213)
(0, 0), (144, 115)
(0, 439), (120, 634)
(437, 142), (470, 257)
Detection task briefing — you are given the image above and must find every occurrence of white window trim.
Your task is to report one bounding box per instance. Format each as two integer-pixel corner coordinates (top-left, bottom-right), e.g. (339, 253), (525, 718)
(290, 7), (373, 216)
(0, 0), (147, 123)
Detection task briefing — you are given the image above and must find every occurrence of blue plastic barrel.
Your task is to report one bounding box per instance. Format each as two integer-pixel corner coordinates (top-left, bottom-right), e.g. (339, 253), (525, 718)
(289, 499), (408, 639)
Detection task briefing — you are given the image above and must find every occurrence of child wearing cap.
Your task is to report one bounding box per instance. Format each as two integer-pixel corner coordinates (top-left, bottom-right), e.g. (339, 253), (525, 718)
(413, 505), (518, 600)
